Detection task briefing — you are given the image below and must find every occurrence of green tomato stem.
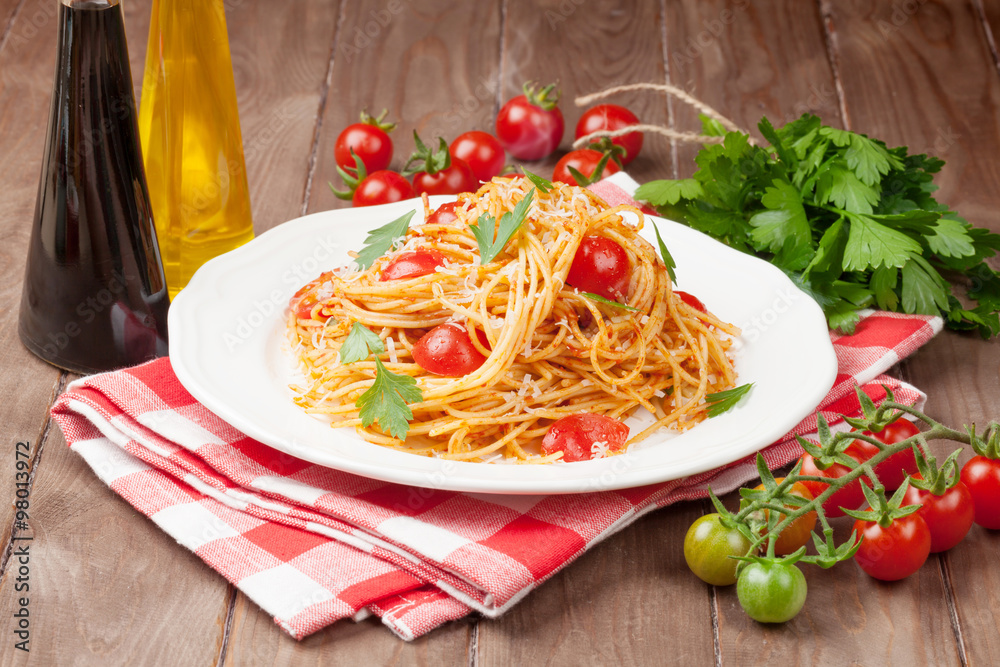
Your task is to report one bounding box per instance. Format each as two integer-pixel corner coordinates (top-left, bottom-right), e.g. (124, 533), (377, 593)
(732, 406), (972, 559)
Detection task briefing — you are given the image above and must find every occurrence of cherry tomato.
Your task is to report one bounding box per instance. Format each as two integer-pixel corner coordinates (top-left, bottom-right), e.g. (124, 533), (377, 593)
(676, 291), (707, 313)
(552, 149), (621, 186)
(541, 413), (629, 462)
(853, 513), (931, 581)
(960, 455), (1000, 529)
(683, 513), (752, 586)
(335, 112), (394, 173)
(566, 236), (630, 302)
(496, 82), (565, 161)
(903, 479), (975, 552)
(752, 478), (817, 556)
(380, 250), (445, 281)
(289, 271), (333, 320)
(412, 158), (478, 196)
(450, 131), (505, 183)
(352, 171), (415, 207)
(425, 201), (461, 226)
(849, 418), (920, 491)
(736, 561), (808, 623)
(412, 323), (487, 377)
(798, 449), (866, 518)
(575, 104), (643, 165)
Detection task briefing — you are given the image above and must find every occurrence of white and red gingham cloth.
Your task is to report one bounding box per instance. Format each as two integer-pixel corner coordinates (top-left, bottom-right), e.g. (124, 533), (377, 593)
(50, 177), (944, 641)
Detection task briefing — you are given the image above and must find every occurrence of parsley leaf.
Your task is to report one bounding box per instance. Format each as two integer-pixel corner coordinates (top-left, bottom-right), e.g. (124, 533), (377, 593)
(357, 357), (423, 440)
(634, 179), (703, 206)
(521, 168), (552, 193)
(354, 210), (416, 270)
(340, 322), (384, 364)
(651, 222), (678, 284)
(842, 212), (921, 271)
(580, 292), (640, 311)
(471, 188), (535, 264)
(749, 180), (812, 263)
(706, 383), (753, 417)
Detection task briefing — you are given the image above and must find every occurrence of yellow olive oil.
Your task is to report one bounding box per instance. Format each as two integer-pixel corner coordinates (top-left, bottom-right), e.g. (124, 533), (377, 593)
(138, 0), (254, 298)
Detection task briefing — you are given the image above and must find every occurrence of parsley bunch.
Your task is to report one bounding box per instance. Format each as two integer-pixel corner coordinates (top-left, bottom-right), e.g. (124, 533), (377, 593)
(635, 115), (1000, 336)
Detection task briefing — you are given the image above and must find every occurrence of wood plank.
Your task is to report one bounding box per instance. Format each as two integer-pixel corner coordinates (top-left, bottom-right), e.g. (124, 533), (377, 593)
(665, 0), (843, 175)
(823, 1), (1000, 661)
(479, 504), (717, 667)
(0, 0), (78, 578)
(974, 0), (1000, 74)
(223, 593), (473, 666)
(306, 0), (504, 215)
(0, 427), (230, 666)
(500, 0), (673, 183)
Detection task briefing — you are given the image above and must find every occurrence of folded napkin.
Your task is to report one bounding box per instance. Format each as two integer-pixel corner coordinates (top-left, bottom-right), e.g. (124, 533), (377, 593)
(50, 177), (943, 640)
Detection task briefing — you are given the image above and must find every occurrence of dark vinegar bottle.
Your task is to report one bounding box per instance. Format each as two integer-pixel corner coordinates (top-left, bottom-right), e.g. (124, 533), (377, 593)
(19, 0), (170, 374)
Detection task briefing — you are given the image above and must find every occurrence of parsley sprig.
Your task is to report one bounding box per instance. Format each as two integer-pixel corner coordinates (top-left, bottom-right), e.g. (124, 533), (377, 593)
(636, 114), (1000, 337)
(471, 188), (535, 264)
(705, 383), (753, 417)
(340, 322), (422, 440)
(354, 210), (415, 270)
(579, 292), (640, 312)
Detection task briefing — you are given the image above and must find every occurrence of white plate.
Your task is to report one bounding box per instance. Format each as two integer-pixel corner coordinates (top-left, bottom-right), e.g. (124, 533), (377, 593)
(168, 190), (837, 494)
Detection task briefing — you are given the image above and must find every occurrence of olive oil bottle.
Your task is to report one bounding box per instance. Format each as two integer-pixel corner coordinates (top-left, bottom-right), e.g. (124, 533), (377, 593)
(138, 0), (255, 298)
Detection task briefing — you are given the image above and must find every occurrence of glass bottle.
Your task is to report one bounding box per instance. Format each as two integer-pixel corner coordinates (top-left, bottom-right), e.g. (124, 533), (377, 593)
(138, 0), (255, 299)
(19, 0), (170, 375)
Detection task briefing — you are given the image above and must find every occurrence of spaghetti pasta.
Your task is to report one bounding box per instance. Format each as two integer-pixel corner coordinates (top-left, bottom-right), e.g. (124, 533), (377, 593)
(287, 177), (739, 463)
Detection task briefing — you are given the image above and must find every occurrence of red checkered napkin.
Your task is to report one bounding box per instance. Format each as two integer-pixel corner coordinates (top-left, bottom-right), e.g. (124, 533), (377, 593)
(50, 176), (943, 641)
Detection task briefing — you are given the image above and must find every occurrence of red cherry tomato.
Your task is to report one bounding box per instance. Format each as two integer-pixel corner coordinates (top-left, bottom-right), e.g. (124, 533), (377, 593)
(566, 236), (630, 301)
(380, 250), (445, 281)
(575, 104), (643, 165)
(412, 158), (478, 196)
(352, 171), (415, 207)
(412, 323), (487, 377)
(335, 120), (393, 174)
(853, 513), (931, 581)
(496, 84), (565, 161)
(425, 201), (461, 226)
(289, 271), (333, 320)
(849, 418), (920, 491)
(552, 149), (621, 186)
(798, 449), (866, 518)
(541, 413), (629, 462)
(676, 291), (707, 313)
(450, 131), (505, 183)
(960, 455), (1000, 529)
(903, 480), (975, 552)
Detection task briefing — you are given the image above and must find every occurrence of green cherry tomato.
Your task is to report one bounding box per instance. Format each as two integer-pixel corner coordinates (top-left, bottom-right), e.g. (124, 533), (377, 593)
(736, 561), (808, 623)
(683, 513), (751, 586)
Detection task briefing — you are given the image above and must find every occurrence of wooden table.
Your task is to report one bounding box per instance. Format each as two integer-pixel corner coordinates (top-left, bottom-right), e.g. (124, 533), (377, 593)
(2, 0), (999, 664)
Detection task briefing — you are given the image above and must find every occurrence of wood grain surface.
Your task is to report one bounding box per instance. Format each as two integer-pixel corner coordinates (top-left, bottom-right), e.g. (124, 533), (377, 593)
(0, 0), (998, 665)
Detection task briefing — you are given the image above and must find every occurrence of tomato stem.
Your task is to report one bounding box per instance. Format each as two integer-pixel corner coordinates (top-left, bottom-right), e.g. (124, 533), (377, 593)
(730, 396), (977, 566)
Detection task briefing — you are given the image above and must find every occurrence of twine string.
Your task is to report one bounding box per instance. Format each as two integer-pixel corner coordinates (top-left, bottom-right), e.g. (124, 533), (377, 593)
(572, 82), (754, 149)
